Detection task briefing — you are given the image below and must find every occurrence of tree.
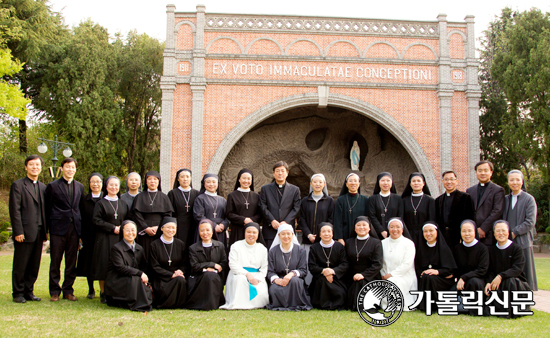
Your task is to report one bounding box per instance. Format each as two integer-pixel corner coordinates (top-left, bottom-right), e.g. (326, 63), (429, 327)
(0, 47), (30, 118)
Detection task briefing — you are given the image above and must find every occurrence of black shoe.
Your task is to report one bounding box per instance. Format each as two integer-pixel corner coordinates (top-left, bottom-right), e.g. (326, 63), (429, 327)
(87, 291), (95, 299)
(100, 293), (106, 304)
(24, 294), (41, 301)
(13, 296), (26, 303)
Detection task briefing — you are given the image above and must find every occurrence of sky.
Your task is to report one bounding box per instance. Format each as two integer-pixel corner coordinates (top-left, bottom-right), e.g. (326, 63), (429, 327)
(49, 0), (550, 46)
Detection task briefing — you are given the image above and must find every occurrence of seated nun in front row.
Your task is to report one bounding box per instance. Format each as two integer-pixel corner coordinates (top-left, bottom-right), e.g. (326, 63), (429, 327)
(266, 224), (312, 311)
(186, 219), (228, 310)
(485, 220), (531, 318)
(149, 217), (187, 309)
(104, 220), (153, 312)
(221, 222), (269, 310)
(308, 222), (348, 310)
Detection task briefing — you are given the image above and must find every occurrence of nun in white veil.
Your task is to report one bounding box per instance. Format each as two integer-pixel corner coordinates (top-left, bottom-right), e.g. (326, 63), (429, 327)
(266, 224), (312, 311)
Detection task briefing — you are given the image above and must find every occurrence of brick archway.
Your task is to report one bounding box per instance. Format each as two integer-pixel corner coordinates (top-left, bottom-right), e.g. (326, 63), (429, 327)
(206, 92), (439, 194)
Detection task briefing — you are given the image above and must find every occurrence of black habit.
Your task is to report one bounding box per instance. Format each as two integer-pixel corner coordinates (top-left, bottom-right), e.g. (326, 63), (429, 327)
(368, 193), (404, 240)
(9, 176), (47, 299)
(105, 241), (152, 312)
(344, 236), (383, 310)
(131, 190), (173, 260)
(167, 187), (200, 246)
(186, 240), (228, 310)
(193, 194), (229, 247)
(452, 241), (489, 294)
(77, 192), (103, 278)
(435, 190), (476, 248)
(299, 193), (335, 243)
(149, 238), (187, 309)
(333, 193), (369, 242)
(402, 194), (436, 247)
(91, 198), (129, 280)
(259, 182), (301, 248)
(226, 190), (262, 247)
(308, 242), (348, 310)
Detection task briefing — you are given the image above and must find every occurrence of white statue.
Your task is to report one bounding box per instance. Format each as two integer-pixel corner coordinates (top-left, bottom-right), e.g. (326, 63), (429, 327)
(350, 141), (360, 170)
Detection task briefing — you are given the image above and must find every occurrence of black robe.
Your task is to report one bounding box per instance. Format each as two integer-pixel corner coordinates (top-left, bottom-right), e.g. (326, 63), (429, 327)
(77, 193), (102, 277)
(308, 242), (348, 310)
(120, 192), (137, 210)
(453, 241), (489, 291)
(298, 193), (335, 244)
(368, 193), (404, 240)
(167, 188), (199, 246)
(344, 236), (383, 310)
(486, 242), (531, 318)
(149, 238), (187, 309)
(186, 240), (228, 310)
(131, 190), (173, 260)
(91, 198), (129, 280)
(266, 245), (312, 311)
(193, 194), (229, 247)
(333, 193), (369, 241)
(435, 190), (476, 248)
(226, 190), (262, 247)
(104, 241), (152, 312)
(402, 194), (436, 247)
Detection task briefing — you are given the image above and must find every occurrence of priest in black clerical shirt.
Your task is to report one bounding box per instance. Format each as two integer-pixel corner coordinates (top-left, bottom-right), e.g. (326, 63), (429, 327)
(435, 170), (475, 248)
(466, 161), (505, 246)
(259, 161), (301, 249)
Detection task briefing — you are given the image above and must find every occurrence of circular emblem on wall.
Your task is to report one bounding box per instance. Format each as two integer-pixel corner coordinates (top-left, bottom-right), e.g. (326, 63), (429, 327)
(357, 280), (404, 327)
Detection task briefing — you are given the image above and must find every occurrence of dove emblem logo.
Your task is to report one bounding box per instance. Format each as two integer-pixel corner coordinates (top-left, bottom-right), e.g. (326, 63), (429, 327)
(357, 280), (404, 327)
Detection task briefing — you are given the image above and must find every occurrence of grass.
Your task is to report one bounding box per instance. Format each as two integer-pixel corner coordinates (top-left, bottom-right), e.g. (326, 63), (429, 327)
(535, 257), (550, 290)
(0, 255), (548, 337)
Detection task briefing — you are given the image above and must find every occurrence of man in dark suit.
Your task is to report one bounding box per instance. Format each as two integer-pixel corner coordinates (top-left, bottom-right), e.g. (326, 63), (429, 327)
(259, 161), (301, 249)
(9, 155), (47, 303)
(435, 170), (475, 248)
(45, 157), (85, 301)
(466, 160), (505, 246)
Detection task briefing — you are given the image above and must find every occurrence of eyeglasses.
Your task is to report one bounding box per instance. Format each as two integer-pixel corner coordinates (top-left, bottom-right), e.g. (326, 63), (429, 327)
(443, 178), (457, 182)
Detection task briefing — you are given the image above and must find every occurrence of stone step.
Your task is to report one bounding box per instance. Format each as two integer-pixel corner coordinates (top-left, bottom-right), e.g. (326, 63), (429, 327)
(533, 245), (541, 253)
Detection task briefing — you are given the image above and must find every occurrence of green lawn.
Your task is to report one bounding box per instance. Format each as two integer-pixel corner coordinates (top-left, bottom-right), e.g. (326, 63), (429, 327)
(535, 257), (550, 290)
(0, 254), (548, 337)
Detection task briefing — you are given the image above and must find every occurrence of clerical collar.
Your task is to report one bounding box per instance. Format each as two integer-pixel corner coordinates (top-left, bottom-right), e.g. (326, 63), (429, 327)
(178, 186), (191, 192)
(463, 239), (478, 247)
(205, 191), (217, 197)
(411, 192), (424, 197)
(320, 240), (335, 248)
(128, 192), (138, 197)
(479, 181), (490, 187)
(105, 195), (118, 201)
(426, 241), (437, 248)
(280, 243), (293, 253)
(123, 239), (135, 251)
(148, 189), (158, 192)
(357, 234), (369, 240)
(92, 193), (101, 198)
(496, 240), (513, 250)
(380, 192), (390, 197)
(277, 182), (286, 189)
(63, 177), (73, 184)
(446, 190), (456, 196)
(202, 242), (213, 247)
(237, 187), (250, 192)
(160, 236), (174, 244)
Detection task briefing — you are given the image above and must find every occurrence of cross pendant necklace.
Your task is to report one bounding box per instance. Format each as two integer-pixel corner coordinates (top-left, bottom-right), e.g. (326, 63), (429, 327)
(107, 200), (119, 220)
(206, 194), (219, 218)
(181, 190), (191, 212)
(162, 241), (174, 266)
(282, 251), (292, 275)
(322, 245), (333, 267)
(411, 194), (424, 217)
(241, 191), (250, 209)
(346, 194), (359, 215)
(168, 259), (172, 266)
(381, 194), (390, 214)
(148, 191), (158, 206)
(355, 237), (370, 261)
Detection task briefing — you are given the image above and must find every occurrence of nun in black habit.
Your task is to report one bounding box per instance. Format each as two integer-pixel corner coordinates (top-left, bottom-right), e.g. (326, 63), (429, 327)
(193, 173), (230, 248)
(226, 169), (263, 247)
(104, 220), (152, 312)
(167, 168), (200, 246)
(415, 222), (457, 312)
(308, 222), (348, 310)
(401, 173), (436, 247)
(131, 171), (174, 260)
(369, 172), (404, 240)
(186, 219), (228, 310)
(485, 220), (531, 318)
(299, 174), (335, 245)
(266, 223), (312, 311)
(344, 216), (383, 311)
(333, 173), (369, 245)
(452, 220), (489, 315)
(149, 217), (187, 309)
(120, 172), (141, 209)
(91, 176), (129, 303)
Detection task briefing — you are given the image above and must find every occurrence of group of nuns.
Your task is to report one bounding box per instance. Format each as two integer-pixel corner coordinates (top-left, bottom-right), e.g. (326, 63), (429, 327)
(78, 168), (534, 317)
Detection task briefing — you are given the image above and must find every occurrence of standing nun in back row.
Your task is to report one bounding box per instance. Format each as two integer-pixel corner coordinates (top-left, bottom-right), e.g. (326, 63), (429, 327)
(369, 172), (404, 240)
(193, 174), (229, 248)
(131, 171), (173, 259)
(167, 168), (200, 247)
(333, 173), (369, 246)
(226, 169), (263, 248)
(401, 172), (436, 247)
